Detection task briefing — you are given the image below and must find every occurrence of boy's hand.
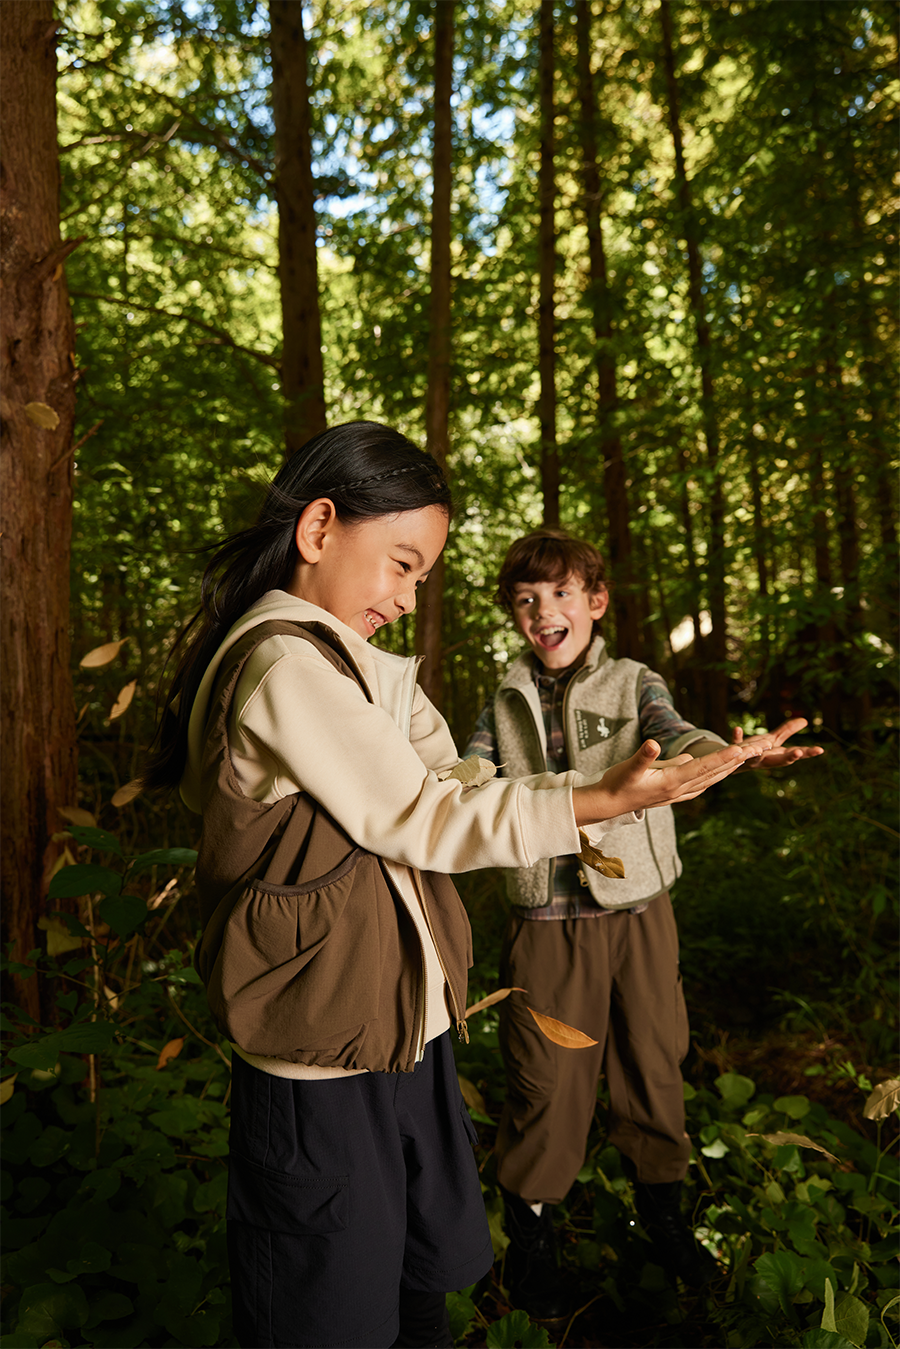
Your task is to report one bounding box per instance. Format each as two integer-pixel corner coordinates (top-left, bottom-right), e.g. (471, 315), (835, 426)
(572, 738), (771, 825)
(730, 718), (824, 770)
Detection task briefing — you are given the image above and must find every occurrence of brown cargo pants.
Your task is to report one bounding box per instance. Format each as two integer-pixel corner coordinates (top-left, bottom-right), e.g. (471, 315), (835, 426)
(495, 892), (693, 1205)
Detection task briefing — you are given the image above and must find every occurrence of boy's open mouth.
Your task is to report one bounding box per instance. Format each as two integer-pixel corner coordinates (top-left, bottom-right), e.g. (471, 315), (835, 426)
(536, 626), (567, 649)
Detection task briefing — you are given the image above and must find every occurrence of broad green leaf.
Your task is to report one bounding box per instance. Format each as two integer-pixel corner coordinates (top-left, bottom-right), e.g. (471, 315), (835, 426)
(16, 1282), (89, 1336)
(486, 1310), (554, 1347)
(752, 1249), (805, 1320)
(84, 1291), (134, 1331)
(715, 1072), (756, 1107)
(128, 848), (198, 875)
(48, 864), (122, 899)
(446, 1292), (478, 1342)
(774, 1094), (811, 1119)
(98, 893), (148, 938)
(8, 1036), (62, 1073)
(833, 1293), (870, 1348)
(55, 1020), (116, 1054)
(66, 825), (124, 856)
(801, 1333), (858, 1349)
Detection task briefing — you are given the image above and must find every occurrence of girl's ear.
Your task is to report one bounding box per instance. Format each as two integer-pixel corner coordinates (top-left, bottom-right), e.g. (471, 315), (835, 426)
(589, 586), (610, 621)
(294, 498), (337, 564)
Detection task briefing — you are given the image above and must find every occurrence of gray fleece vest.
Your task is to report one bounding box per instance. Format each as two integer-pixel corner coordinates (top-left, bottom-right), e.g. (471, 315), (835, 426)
(493, 638), (682, 910)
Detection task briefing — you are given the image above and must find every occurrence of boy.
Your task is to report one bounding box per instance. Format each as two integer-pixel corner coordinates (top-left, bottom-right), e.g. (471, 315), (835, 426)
(465, 528), (821, 1316)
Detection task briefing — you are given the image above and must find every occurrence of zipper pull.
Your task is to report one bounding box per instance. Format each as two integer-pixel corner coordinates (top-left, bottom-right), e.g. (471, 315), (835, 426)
(457, 1019), (469, 1045)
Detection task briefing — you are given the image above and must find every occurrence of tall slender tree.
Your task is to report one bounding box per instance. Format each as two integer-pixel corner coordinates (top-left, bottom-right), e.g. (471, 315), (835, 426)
(416, 0), (455, 708)
(538, 0), (559, 527)
(1, 0), (79, 1018)
(269, 0), (327, 456)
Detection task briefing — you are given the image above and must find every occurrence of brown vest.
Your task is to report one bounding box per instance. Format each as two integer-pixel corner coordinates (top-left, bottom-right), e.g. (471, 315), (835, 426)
(192, 620), (472, 1073)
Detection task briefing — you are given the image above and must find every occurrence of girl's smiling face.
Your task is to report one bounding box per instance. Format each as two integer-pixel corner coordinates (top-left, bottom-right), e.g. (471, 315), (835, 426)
(511, 575), (608, 670)
(289, 503), (449, 641)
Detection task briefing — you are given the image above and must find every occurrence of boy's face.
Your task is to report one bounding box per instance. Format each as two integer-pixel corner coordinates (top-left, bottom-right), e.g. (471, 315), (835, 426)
(510, 575), (609, 670)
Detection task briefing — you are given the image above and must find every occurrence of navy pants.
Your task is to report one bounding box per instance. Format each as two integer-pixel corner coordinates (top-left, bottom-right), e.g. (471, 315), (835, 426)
(227, 1032), (493, 1348)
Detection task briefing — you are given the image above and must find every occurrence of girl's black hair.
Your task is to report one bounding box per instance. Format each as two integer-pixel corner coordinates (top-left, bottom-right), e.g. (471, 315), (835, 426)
(144, 421), (452, 792)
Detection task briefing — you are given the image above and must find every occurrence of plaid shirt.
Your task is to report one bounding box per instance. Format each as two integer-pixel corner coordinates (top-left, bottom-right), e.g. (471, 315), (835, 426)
(465, 658), (703, 920)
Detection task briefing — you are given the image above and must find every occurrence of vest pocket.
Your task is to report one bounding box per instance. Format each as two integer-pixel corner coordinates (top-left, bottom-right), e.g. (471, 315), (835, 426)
(227, 1152), (350, 1234)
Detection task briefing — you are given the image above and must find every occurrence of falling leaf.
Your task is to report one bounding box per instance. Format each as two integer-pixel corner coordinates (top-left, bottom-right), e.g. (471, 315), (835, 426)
(458, 1075), (488, 1116)
(111, 779), (142, 807)
(37, 914), (84, 957)
(80, 637), (128, 668)
(465, 987), (527, 1018)
(109, 679), (137, 720)
(527, 1006), (598, 1049)
(746, 1131), (839, 1164)
(156, 1037), (185, 1070)
(102, 985), (121, 1012)
(438, 756), (497, 790)
(863, 1079), (900, 1121)
(58, 805), (97, 828)
(577, 829), (626, 879)
(24, 401), (60, 429)
(0, 1074), (17, 1105)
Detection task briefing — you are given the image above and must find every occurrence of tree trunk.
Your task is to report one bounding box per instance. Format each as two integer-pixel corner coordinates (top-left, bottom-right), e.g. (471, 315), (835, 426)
(659, 0), (728, 734)
(415, 0), (454, 709)
(538, 0), (559, 527)
(574, 0), (640, 658)
(269, 0), (327, 457)
(0, 0), (79, 1020)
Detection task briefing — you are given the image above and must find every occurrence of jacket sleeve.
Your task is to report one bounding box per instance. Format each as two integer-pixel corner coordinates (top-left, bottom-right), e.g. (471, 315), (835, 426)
(230, 646), (631, 875)
(639, 668), (726, 757)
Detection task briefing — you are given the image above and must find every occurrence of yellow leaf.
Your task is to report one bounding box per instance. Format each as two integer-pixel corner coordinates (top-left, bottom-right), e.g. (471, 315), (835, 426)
(577, 829), (626, 879)
(156, 1037), (185, 1070)
(47, 845), (77, 882)
(863, 1079), (900, 1121)
(37, 914), (83, 957)
(458, 1074), (488, 1116)
(102, 985), (120, 1012)
(109, 679), (137, 720)
(746, 1131), (839, 1164)
(465, 986), (527, 1018)
(111, 778), (142, 807)
(24, 401), (60, 429)
(0, 1074), (18, 1104)
(527, 1006), (598, 1049)
(80, 637), (128, 668)
(58, 805), (96, 827)
(437, 755), (497, 790)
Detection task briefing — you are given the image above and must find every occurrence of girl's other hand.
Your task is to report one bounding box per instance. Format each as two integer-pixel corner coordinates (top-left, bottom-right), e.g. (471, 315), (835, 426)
(730, 718), (825, 770)
(572, 738), (771, 825)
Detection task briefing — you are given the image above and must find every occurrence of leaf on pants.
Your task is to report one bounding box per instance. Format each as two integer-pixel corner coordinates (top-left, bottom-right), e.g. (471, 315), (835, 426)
(577, 828), (625, 879)
(464, 987), (526, 1018)
(527, 1007), (598, 1049)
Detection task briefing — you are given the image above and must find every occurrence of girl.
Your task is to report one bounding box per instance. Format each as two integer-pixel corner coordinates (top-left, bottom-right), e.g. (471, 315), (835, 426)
(145, 421), (764, 1349)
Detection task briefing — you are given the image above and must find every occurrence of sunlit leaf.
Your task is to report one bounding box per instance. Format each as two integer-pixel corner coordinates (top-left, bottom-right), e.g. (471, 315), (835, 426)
(0, 1073), (18, 1104)
(465, 986), (526, 1018)
(24, 401), (60, 429)
(437, 755), (497, 789)
(58, 805), (96, 827)
(747, 1131), (839, 1164)
(37, 915), (84, 956)
(111, 778), (142, 807)
(577, 828), (625, 878)
(457, 1074), (487, 1115)
(863, 1079), (900, 1120)
(79, 637), (128, 668)
(109, 679), (137, 720)
(157, 1036), (185, 1070)
(527, 1007), (598, 1048)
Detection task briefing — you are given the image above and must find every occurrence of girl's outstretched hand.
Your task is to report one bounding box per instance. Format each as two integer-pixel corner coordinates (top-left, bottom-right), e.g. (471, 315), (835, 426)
(572, 737), (771, 825)
(730, 717), (824, 770)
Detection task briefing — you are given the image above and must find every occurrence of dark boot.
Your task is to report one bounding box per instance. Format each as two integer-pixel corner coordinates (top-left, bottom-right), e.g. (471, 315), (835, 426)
(633, 1179), (719, 1286)
(501, 1187), (569, 1319)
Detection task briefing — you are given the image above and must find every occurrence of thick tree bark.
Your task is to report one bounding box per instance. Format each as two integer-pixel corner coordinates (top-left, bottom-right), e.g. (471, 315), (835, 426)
(660, 0), (728, 734)
(0, 0), (79, 1019)
(574, 0), (640, 658)
(538, 0), (559, 527)
(269, 0), (327, 457)
(415, 0), (454, 709)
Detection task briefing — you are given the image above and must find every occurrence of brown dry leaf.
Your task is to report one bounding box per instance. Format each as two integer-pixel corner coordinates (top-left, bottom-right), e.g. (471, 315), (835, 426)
(58, 805), (97, 828)
(527, 1006), (598, 1049)
(577, 829), (626, 879)
(80, 637), (128, 668)
(438, 756), (497, 790)
(746, 1131), (839, 1164)
(102, 985), (121, 1012)
(24, 401), (60, 429)
(111, 778), (142, 807)
(156, 1037), (185, 1070)
(37, 915), (84, 957)
(458, 1075), (488, 1116)
(0, 1074), (18, 1105)
(465, 987), (527, 1018)
(863, 1079), (900, 1121)
(109, 679), (137, 721)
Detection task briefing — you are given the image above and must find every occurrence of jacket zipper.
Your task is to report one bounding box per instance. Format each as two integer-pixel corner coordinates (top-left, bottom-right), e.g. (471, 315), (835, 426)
(411, 866), (469, 1045)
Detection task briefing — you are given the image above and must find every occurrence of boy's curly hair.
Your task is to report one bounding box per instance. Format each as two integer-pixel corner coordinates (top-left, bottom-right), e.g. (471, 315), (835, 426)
(496, 528), (608, 613)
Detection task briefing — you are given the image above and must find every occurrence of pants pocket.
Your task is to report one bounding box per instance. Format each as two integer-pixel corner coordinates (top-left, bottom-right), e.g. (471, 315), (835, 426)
(227, 1151), (350, 1235)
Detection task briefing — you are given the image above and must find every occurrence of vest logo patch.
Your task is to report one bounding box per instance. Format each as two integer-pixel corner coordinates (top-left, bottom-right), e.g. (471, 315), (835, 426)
(574, 709), (628, 751)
